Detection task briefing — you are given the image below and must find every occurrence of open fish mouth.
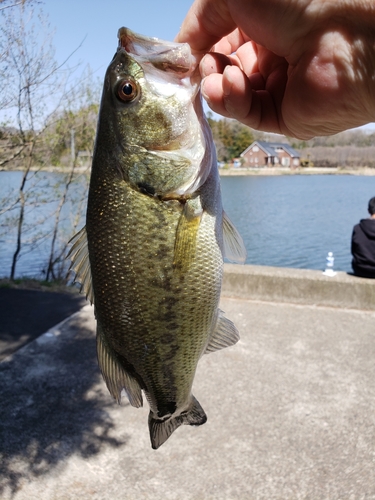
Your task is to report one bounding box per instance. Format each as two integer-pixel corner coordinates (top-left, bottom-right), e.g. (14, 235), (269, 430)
(117, 27), (198, 77)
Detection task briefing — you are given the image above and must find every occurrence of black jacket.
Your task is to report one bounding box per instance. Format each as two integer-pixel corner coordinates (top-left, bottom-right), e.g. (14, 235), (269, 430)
(351, 218), (375, 278)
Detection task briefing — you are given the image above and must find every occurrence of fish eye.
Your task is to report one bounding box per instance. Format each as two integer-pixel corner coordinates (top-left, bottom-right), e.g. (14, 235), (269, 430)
(116, 78), (139, 102)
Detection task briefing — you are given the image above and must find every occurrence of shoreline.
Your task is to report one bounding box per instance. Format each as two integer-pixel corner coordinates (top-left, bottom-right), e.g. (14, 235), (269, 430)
(219, 166), (375, 176)
(0, 165), (91, 174)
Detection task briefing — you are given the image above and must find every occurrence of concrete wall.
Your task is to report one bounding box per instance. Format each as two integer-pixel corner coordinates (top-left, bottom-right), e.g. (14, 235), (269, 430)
(223, 264), (375, 311)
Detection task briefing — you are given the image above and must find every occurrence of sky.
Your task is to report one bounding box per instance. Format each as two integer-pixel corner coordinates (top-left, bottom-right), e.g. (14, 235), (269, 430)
(46, 0), (194, 83)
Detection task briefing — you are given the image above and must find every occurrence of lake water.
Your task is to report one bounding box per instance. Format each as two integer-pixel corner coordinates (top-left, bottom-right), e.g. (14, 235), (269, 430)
(0, 171), (374, 278)
(221, 174), (374, 272)
(0, 170), (88, 280)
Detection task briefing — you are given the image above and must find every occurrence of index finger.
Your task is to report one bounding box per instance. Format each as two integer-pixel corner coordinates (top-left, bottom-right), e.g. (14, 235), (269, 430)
(213, 28), (250, 55)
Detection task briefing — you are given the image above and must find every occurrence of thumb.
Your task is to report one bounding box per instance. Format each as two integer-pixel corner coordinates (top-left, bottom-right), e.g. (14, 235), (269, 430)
(175, 0), (236, 52)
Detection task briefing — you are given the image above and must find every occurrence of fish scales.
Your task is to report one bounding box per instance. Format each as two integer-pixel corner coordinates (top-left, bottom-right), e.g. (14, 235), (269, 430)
(88, 173), (222, 402)
(68, 27), (246, 449)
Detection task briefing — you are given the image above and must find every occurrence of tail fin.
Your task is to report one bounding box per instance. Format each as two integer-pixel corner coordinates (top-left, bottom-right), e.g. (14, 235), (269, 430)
(148, 396), (207, 450)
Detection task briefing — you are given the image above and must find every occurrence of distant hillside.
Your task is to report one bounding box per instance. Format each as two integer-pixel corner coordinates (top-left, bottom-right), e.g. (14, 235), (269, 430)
(298, 145), (375, 168)
(248, 129), (375, 168)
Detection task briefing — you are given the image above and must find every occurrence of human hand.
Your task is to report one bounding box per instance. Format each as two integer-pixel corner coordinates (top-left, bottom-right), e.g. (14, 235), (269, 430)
(176, 0), (375, 139)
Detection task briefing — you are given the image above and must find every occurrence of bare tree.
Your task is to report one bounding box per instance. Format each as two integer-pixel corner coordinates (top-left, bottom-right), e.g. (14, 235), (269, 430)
(0, 0), (32, 12)
(0, 1), (93, 280)
(44, 73), (100, 281)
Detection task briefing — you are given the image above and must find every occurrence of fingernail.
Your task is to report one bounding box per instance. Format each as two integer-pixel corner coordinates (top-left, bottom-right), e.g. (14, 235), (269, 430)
(222, 66), (233, 97)
(201, 77), (211, 104)
(199, 54), (209, 78)
(201, 77), (208, 98)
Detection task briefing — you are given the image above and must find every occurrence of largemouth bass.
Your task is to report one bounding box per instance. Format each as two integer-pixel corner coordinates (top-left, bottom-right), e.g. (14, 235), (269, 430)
(68, 27), (246, 449)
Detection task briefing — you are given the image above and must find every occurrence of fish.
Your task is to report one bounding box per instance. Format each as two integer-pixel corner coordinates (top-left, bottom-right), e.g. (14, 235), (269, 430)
(68, 27), (246, 449)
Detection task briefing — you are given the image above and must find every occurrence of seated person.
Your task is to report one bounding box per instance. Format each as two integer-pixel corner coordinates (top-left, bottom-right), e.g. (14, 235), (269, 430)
(351, 197), (375, 278)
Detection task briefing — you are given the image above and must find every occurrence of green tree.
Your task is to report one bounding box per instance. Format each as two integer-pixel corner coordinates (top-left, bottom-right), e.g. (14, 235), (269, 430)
(207, 114), (254, 162)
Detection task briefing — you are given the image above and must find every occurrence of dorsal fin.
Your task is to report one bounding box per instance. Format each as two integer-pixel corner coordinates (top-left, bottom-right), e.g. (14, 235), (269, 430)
(205, 309), (240, 354)
(222, 211), (247, 264)
(66, 226), (94, 304)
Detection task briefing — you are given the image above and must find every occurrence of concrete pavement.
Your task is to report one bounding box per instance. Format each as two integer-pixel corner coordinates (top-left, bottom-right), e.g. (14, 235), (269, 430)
(1, 267), (375, 499)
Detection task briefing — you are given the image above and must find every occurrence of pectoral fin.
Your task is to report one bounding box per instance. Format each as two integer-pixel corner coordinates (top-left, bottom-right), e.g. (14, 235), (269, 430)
(222, 211), (247, 264)
(205, 309), (240, 354)
(173, 198), (203, 271)
(96, 325), (143, 408)
(67, 226), (94, 304)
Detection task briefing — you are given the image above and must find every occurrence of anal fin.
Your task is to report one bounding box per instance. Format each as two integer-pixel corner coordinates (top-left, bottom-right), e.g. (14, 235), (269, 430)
(96, 325), (143, 408)
(148, 396), (207, 450)
(205, 309), (240, 354)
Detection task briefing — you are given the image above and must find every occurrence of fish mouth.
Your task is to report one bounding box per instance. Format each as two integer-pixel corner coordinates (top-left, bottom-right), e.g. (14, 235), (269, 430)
(117, 27), (197, 77)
